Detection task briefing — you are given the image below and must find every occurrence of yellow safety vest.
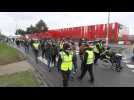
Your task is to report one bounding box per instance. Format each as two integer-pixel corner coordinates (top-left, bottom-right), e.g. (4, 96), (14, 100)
(33, 43), (39, 50)
(86, 50), (94, 64)
(60, 51), (73, 71)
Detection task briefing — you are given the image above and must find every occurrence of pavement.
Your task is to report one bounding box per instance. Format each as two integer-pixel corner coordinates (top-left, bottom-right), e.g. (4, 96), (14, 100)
(10, 43), (134, 87)
(0, 60), (34, 76)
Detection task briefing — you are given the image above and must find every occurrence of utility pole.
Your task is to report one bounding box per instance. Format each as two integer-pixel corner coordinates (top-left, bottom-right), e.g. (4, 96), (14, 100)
(106, 12), (110, 49)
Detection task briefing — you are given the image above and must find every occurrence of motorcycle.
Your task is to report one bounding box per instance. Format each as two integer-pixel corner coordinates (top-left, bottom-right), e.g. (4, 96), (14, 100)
(99, 48), (123, 72)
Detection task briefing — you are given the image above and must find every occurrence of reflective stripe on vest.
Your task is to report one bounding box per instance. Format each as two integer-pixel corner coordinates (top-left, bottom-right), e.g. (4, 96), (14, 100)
(86, 50), (94, 64)
(60, 51), (73, 71)
(33, 43), (39, 50)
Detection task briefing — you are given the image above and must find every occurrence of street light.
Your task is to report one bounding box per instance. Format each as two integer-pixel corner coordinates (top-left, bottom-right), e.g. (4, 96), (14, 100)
(106, 12), (110, 49)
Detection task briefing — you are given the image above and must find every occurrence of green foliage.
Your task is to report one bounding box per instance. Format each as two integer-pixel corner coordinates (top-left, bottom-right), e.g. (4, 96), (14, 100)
(0, 43), (26, 65)
(0, 71), (40, 87)
(15, 29), (26, 35)
(26, 25), (38, 34)
(35, 20), (48, 32)
(26, 20), (48, 34)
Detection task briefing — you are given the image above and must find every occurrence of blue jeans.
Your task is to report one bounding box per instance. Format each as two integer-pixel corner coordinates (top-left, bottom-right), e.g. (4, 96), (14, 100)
(47, 56), (52, 70)
(74, 55), (78, 71)
(69, 67), (74, 80)
(80, 55), (84, 71)
(69, 63), (77, 80)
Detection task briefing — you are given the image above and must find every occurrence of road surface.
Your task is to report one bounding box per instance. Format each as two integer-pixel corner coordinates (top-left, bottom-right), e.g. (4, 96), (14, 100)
(12, 43), (134, 87)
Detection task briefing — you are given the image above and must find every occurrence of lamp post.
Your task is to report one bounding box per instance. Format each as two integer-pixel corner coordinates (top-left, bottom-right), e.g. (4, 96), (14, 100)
(106, 12), (110, 49)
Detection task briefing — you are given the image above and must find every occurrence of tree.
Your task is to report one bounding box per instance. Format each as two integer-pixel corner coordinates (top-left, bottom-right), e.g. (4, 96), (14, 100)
(21, 19), (48, 35)
(26, 25), (38, 34)
(15, 29), (26, 35)
(35, 20), (48, 32)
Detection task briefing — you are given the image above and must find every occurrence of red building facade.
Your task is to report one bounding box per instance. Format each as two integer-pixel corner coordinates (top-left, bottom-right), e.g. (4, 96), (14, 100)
(24, 22), (128, 43)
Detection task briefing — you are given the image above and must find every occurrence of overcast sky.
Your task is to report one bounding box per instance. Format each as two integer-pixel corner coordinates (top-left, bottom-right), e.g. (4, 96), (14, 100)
(0, 12), (134, 36)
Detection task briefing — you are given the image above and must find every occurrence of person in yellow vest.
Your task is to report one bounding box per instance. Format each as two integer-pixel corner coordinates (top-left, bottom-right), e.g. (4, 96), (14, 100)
(32, 40), (40, 64)
(78, 43), (95, 83)
(57, 43), (75, 87)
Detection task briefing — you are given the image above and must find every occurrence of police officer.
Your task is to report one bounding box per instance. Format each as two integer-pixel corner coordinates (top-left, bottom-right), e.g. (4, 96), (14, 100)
(32, 40), (40, 64)
(78, 43), (95, 83)
(24, 40), (30, 53)
(57, 43), (75, 87)
(45, 41), (53, 72)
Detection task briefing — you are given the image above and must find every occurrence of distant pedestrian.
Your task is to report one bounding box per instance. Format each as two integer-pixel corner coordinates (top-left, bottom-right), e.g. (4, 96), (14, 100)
(24, 40), (29, 53)
(32, 40), (40, 64)
(45, 42), (53, 72)
(41, 40), (46, 58)
(51, 43), (58, 68)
